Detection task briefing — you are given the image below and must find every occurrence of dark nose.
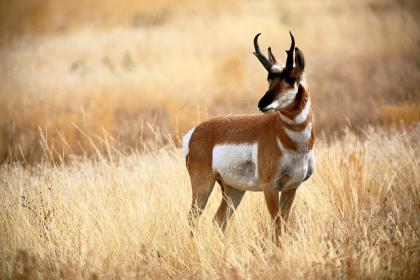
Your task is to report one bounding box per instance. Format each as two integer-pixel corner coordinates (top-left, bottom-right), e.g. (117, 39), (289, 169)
(258, 90), (273, 111)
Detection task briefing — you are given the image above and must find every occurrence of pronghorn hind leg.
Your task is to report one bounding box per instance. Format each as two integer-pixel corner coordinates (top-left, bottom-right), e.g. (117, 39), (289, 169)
(213, 183), (245, 232)
(263, 184), (281, 242)
(279, 189), (296, 228)
(188, 174), (216, 230)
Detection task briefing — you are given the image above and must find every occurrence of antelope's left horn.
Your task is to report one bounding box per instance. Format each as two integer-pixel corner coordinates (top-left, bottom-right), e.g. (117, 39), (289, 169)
(253, 33), (273, 71)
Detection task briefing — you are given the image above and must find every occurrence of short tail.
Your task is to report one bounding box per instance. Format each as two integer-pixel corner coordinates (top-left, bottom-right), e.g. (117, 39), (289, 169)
(182, 128), (195, 163)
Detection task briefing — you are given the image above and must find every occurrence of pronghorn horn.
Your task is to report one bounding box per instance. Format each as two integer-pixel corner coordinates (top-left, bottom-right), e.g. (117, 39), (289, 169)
(285, 31), (295, 70)
(253, 33), (273, 71)
(268, 47), (277, 63)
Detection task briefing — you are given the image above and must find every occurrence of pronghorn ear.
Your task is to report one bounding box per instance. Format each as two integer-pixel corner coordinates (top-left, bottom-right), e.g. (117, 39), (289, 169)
(294, 47), (305, 72)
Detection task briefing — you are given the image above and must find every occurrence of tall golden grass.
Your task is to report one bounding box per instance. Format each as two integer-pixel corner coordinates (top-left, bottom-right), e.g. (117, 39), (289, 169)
(1, 127), (419, 279)
(0, 0), (419, 162)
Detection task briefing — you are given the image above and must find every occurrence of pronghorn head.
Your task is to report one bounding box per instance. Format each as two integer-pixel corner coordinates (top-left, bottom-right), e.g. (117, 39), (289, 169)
(253, 32), (306, 113)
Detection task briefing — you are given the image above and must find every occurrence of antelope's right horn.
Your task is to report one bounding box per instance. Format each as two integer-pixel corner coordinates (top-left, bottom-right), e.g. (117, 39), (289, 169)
(285, 31), (295, 70)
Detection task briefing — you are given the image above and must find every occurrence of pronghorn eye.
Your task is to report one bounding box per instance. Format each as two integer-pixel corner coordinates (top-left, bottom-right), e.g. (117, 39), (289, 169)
(285, 76), (296, 85)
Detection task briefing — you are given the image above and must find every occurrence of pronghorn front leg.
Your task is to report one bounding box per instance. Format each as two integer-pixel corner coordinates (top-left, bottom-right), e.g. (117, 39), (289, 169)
(279, 189), (296, 229)
(263, 184), (281, 240)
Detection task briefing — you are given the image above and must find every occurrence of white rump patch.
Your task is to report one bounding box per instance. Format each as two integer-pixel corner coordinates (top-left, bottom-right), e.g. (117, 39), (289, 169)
(182, 128), (195, 157)
(212, 143), (260, 191)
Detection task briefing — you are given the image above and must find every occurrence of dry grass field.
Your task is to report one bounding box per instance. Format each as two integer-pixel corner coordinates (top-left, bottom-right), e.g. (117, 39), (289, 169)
(0, 128), (419, 279)
(0, 0), (420, 279)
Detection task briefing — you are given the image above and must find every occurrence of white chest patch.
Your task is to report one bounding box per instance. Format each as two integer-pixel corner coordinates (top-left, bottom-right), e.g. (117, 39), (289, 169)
(285, 123), (312, 152)
(275, 138), (315, 191)
(212, 143), (260, 191)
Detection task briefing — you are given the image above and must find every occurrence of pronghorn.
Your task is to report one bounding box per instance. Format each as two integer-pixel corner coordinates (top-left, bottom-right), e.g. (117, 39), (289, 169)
(183, 32), (314, 237)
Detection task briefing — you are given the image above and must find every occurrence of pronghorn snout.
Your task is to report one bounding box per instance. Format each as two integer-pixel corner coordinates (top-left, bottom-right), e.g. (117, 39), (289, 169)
(258, 90), (275, 112)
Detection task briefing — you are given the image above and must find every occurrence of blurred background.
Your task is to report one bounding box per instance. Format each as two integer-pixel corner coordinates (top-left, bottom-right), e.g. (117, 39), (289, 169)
(0, 0), (419, 163)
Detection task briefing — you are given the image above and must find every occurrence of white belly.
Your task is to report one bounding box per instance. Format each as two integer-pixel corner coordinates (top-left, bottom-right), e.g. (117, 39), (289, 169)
(212, 143), (261, 191)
